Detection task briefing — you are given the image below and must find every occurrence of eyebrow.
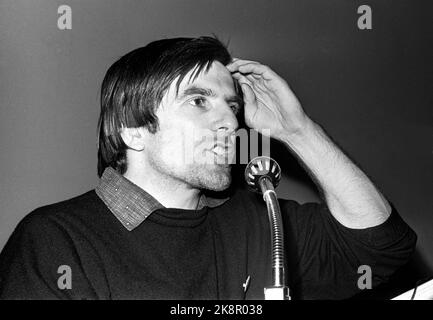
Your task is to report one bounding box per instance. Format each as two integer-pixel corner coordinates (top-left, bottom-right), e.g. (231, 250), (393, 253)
(178, 86), (216, 100)
(177, 85), (243, 106)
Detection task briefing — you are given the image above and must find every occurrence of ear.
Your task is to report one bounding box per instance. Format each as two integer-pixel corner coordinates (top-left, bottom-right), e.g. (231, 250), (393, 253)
(120, 127), (147, 151)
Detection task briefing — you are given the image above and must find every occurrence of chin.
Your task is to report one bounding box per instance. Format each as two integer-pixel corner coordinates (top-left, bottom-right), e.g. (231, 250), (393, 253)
(206, 178), (232, 191)
(198, 164), (232, 191)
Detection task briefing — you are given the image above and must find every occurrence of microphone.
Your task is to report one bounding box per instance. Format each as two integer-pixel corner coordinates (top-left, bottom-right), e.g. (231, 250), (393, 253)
(245, 156), (290, 300)
(245, 156), (281, 196)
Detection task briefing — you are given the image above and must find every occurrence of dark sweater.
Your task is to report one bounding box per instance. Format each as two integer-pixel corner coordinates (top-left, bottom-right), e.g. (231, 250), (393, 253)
(0, 188), (417, 300)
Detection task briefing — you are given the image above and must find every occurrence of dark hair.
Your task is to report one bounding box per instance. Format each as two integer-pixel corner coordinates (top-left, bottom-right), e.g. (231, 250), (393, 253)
(97, 36), (233, 177)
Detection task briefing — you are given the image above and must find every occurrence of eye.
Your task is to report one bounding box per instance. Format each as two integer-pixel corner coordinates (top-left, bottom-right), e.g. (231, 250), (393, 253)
(230, 103), (241, 115)
(188, 97), (207, 108)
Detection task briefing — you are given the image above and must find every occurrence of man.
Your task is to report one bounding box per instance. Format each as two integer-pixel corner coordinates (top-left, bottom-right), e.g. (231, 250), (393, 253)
(0, 36), (416, 300)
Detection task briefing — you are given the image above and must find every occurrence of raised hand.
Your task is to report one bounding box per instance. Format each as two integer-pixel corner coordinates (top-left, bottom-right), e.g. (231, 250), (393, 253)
(226, 59), (308, 140)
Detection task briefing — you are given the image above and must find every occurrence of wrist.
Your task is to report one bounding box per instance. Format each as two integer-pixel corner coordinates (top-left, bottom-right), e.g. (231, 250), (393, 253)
(278, 114), (317, 147)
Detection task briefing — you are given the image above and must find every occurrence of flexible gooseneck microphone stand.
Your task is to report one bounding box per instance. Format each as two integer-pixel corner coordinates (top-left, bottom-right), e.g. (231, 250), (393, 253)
(245, 156), (290, 300)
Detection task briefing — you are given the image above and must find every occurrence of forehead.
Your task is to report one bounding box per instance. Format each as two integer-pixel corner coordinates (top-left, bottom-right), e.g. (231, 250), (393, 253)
(183, 61), (235, 91)
(164, 61), (236, 103)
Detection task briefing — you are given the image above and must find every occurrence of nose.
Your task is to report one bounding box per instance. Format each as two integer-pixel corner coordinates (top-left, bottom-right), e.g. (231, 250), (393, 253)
(213, 102), (239, 134)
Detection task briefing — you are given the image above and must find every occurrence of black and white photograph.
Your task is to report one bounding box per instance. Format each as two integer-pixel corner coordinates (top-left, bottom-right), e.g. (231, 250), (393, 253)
(0, 0), (432, 306)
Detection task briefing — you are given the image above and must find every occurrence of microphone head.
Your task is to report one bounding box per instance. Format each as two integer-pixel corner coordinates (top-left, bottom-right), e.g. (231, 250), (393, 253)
(245, 156), (281, 193)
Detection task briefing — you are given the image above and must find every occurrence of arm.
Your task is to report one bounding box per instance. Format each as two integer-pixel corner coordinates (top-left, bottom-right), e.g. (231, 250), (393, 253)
(227, 59), (390, 229)
(280, 199), (416, 299)
(280, 117), (391, 228)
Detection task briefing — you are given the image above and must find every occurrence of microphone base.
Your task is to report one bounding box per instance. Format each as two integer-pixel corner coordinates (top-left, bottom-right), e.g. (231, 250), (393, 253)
(264, 286), (291, 300)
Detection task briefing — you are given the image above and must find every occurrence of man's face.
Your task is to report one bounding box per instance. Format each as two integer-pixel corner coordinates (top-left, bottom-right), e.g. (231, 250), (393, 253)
(144, 61), (241, 191)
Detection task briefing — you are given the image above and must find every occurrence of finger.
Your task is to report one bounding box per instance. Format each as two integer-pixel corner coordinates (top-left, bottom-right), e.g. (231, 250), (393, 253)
(226, 59), (259, 72)
(235, 72), (266, 92)
(240, 82), (256, 105)
(229, 57), (259, 64)
(232, 72), (255, 88)
(246, 74), (259, 84)
(233, 72), (265, 98)
(232, 73), (256, 103)
(229, 62), (276, 82)
(246, 74), (268, 93)
(237, 63), (277, 81)
(231, 73), (260, 127)
(232, 72), (252, 87)
(250, 73), (262, 80)
(239, 83), (259, 128)
(227, 61), (259, 73)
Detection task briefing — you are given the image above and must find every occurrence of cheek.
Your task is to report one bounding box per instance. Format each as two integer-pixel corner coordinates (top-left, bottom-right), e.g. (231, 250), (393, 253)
(158, 129), (185, 160)
(153, 115), (214, 165)
(151, 125), (192, 166)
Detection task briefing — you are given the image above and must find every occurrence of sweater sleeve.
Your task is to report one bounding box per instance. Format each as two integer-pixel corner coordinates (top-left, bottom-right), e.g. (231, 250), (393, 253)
(281, 200), (417, 300)
(0, 210), (101, 300)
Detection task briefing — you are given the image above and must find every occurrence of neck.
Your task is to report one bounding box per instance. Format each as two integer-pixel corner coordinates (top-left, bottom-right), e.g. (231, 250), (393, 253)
(123, 163), (201, 210)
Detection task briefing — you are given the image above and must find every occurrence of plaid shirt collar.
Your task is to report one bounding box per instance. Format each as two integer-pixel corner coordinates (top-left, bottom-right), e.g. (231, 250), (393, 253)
(95, 167), (229, 231)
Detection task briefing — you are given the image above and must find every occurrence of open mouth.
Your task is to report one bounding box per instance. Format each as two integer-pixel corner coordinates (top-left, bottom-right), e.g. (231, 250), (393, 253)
(210, 143), (235, 164)
(213, 145), (230, 156)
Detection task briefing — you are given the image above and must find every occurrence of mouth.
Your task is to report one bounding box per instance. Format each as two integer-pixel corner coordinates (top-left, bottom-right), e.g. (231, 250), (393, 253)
(210, 142), (235, 164)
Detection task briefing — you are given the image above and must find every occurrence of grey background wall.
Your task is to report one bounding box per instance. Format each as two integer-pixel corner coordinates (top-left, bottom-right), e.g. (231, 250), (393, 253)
(1, 0), (432, 287)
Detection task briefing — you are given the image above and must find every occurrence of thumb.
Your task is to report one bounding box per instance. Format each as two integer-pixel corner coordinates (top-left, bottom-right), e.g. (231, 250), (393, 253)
(240, 83), (258, 127)
(240, 82), (256, 105)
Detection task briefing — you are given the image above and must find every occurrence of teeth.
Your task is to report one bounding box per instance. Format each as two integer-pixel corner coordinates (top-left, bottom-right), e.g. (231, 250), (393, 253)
(213, 146), (226, 155)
